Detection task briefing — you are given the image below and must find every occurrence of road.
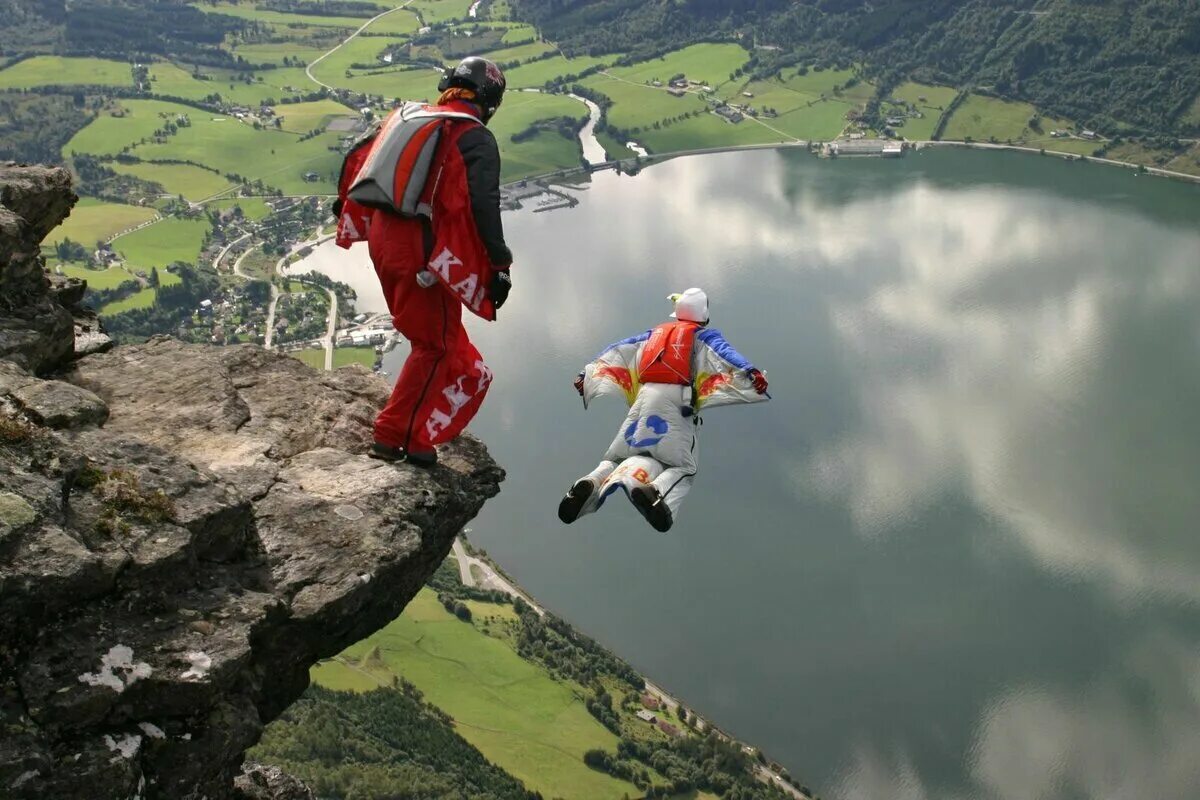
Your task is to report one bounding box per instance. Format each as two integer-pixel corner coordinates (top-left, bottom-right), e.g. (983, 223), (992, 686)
(916, 139), (1200, 183)
(322, 288), (338, 370)
(306, 0), (418, 90)
(213, 232), (251, 271)
(450, 539), (542, 615)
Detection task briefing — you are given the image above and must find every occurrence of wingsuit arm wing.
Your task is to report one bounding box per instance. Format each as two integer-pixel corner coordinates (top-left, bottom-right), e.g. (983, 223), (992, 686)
(580, 329), (651, 409)
(693, 328), (769, 410)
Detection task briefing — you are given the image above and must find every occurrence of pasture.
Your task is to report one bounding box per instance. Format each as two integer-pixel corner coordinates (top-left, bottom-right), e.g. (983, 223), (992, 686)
(111, 162), (232, 200)
(320, 590), (639, 800)
(0, 56), (132, 90)
(47, 198), (158, 248)
(112, 217), (210, 270)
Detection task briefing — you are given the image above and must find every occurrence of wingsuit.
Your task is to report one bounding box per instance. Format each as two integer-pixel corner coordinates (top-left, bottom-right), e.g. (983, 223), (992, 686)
(335, 56), (513, 467)
(558, 288), (769, 532)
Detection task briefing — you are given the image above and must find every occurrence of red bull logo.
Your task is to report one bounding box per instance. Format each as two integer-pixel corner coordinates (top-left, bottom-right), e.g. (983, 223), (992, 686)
(697, 370), (732, 398)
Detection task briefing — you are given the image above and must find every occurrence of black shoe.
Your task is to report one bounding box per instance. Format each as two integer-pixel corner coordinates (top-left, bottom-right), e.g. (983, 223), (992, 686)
(369, 442), (406, 462)
(558, 479), (596, 524)
(630, 484), (673, 532)
(406, 449), (438, 468)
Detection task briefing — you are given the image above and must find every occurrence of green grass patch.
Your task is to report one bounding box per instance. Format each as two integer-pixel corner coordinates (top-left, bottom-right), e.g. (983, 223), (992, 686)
(490, 90), (586, 179)
(309, 35), (445, 98)
(273, 99), (355, 133)
(113, 101), (343, 193)
(46, 198), (158, 249)
(63, 99), (191, 158)
(605, 43), (750, 92)
(360, 7), (421, 35)
(0, 56), (133, 90)
(100, 287), (156, 315)
(581, 74), (708, 133)
(500, 23), (536, 43)
(595, 129), (635, 160)
(210, 196), (273, 220)
(503, 54), (612, 88)
(113, 217), (210, 269)
(204, 2), (368, 28)
(484, 40), (557, 65)
(231, 41), (328, 67)
(110, 162), (232, 200)
(332, 345), (376, 369)
(410, 0), (472, 24)
(56, 263), (140, 290)
(942, 93), (1071, 144)
(637, 109), (781, 152)
(291, 348), (327, 369)
(318, 589), (638, 800)
(146, 62), (281, 107)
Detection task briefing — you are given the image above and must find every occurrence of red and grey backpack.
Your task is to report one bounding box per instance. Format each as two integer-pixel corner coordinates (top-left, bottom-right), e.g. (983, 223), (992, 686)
(334, 101), (480, 249)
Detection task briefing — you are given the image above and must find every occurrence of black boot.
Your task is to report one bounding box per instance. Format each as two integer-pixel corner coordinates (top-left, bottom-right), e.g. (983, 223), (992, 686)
(369, 442), (406, 462)
(558, 478), (596, 524)
(630, 484), (673, 532)
(406, 449), (438, 468)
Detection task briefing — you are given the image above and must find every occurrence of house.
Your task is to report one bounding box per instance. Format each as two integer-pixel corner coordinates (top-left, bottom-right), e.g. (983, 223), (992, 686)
(303, 171), (320, 182)
(668, 78), (688, 89)
(635, 710), (657, 724)
(353, 313), (368, 324)
(199, 299), (214, 313)
(667, 87), (686, 97)
(714, 105), (743, 123)
(1081, 130), (1098, 139)
(742, 91), (754, 98)
(651, 79), (662, 87)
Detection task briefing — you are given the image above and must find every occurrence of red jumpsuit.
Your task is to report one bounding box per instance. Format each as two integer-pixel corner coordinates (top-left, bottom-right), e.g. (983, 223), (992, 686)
(357, 102), (508, 455)
(367, 213), (493, 453)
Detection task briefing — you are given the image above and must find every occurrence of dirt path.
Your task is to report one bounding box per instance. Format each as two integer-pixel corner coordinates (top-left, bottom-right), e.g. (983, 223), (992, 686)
(305, 1), (419, 90)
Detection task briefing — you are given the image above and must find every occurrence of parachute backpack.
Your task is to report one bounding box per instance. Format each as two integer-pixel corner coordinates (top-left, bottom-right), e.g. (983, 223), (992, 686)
(347, 101), (480, 217)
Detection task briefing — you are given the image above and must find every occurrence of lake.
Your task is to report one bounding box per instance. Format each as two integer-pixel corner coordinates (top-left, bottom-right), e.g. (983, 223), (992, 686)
(299, 148), (1200, 799)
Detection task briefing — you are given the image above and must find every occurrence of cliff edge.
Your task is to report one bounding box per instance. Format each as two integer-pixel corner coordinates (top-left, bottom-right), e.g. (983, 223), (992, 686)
(0, 163), (504, 799)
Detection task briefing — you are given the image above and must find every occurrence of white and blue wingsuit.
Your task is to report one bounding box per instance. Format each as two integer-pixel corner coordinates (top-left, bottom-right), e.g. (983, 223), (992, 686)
(558, 288), (769, 532)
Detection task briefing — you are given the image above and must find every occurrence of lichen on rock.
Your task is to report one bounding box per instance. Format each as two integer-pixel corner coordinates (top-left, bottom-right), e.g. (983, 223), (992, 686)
(0, 164), (504, 798)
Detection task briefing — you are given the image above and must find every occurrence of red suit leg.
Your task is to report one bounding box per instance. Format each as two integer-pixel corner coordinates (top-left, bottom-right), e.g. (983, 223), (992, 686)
(368, 215), (492, 452)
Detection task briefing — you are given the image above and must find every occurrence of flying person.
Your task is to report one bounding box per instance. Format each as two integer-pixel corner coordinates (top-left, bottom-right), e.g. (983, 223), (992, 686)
(558, 288), (769, 532)
(333, 56), (513, 467)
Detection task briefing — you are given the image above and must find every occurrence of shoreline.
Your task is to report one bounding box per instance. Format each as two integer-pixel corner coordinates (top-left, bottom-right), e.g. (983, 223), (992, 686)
(502, 136), (1200, 192)
(451, 537), (813, 799)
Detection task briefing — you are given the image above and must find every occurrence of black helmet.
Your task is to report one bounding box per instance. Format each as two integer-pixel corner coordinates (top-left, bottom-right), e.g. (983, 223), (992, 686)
(438, 56), (506, 122)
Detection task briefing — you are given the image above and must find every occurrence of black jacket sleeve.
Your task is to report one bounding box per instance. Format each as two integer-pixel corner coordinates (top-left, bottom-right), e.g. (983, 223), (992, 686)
(457, 125), (513, 267)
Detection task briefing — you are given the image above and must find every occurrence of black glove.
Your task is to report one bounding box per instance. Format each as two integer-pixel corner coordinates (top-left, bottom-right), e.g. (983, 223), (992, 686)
(490, 268), (511, 311)
(331, 198), (343, 218)
(573, 373), (585, 396)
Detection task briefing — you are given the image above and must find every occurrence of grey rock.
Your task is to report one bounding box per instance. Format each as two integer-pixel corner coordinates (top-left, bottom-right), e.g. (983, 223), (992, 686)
(233, 763), (316, 800)
(10, 379), (109, 429)
(1, 342), (502, 799)
(0, 164), (78, 373)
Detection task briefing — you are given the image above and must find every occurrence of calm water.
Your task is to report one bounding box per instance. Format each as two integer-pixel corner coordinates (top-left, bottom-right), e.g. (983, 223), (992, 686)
(311, 149), (1200, 799)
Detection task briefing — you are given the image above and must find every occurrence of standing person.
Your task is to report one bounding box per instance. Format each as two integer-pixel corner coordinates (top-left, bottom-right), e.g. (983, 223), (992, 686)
(343, 57), (513, 467)
(558, 288), (769, 532)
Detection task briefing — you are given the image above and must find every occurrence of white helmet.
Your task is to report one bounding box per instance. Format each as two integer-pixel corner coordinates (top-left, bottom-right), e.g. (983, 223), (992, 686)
(668, 287), (708, 324)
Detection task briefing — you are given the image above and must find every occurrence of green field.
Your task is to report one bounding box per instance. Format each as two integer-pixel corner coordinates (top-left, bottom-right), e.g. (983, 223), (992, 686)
(605, 43), (750, 91)
(638, 110), (781, 152)
(100, 287), (156, 315)
(231, 41), (328, 67)
(490, 90), (587, 179)
(145, 62), (281, 106)
(56, 263), (141, 290)
(410, 0), (473, 24)
(359, 7), (422, 35)
(317, 590), (638, 800)
(273, 99), (355, 132)
(484, 40), (557, 65)
(204, 1), (368, 28)
(942, 93), (1071, 144)
(209, 196), (273, 220)
(502, 53), (612, 88)
(291, 348), (327, 369)
(0, 56), (133, 89)
(332, 345), (376, 369)
(110, 162), (232, 200)
(47, 198), (158, 249)
(113, 217), (210, 269)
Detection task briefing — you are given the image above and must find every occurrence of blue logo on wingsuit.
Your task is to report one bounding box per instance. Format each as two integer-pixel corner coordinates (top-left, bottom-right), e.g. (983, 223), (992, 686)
(624, 415), (669, 448)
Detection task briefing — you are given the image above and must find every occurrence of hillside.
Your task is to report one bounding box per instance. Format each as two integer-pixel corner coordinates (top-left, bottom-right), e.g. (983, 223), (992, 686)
(511, 0), (1200, 137)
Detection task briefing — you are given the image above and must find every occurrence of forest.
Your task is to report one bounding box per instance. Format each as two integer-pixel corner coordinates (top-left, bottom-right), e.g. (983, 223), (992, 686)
(509, 0), (1200, 136)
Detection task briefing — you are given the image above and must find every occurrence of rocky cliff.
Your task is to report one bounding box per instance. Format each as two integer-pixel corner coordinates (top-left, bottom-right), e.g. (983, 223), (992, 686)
(0, 163), (504, 799)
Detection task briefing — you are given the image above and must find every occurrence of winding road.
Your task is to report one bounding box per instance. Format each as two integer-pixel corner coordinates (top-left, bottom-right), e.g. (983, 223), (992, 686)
(305, 0), (420, 91)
